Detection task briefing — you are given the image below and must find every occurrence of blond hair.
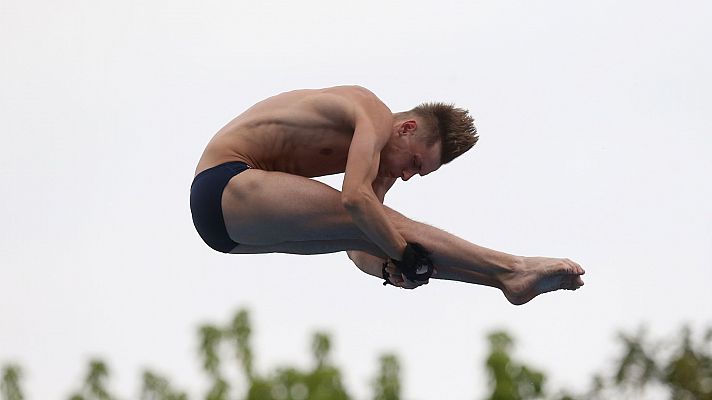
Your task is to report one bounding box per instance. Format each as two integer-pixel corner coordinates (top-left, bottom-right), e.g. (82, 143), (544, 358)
(408, 102), (478, 165)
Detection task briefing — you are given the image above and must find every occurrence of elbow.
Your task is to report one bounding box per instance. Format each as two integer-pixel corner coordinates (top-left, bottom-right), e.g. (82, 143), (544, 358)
(341, 190), (367, 211)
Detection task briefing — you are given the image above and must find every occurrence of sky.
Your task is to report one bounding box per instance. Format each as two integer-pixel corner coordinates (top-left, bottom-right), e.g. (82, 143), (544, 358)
(1, 0), (711, 399)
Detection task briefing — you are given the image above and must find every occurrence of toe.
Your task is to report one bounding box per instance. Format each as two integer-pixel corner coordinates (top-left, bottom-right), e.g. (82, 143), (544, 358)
(564, 276), (577, 290)
(563, 275), (584, 290)
(564, 258), (585, 275)
(573, 262), (585, 275)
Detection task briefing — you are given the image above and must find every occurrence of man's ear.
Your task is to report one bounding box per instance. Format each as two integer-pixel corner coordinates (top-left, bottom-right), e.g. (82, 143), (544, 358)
(400, 120), (417, 135)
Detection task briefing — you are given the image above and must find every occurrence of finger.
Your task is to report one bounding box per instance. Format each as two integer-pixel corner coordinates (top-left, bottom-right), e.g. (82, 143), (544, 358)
(387, 279), (403, 288)
(401, 281), (418, 289)
(406, 273), (430, 285)
(410, 280), (427, 288)
(401, 274), (416, 286)
(392, 274), (414, 289)
(401, 275), (429, 288)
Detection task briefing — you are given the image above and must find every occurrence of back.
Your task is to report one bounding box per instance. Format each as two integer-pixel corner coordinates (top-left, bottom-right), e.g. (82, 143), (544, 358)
(195, 86), (392, 177)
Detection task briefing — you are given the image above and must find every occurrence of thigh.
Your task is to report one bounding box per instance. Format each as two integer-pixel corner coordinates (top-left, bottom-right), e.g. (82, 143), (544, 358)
(221, 169), (367, 246)
(228, 239), (383, 256)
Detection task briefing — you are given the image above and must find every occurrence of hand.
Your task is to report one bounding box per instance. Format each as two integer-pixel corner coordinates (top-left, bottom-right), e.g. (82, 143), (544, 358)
(383, 260), (436, 289)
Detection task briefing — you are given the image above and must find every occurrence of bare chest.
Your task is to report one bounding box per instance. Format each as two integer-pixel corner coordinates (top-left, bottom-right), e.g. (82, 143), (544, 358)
(235, 124), (354, 177)
(281, 128), (353, 177)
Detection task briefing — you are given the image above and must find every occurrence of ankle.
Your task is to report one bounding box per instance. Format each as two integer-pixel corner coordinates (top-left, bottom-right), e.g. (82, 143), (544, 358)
(494, 255), (525, 284)
(509, 255), (525, 272)
(495, 253), (524, 274)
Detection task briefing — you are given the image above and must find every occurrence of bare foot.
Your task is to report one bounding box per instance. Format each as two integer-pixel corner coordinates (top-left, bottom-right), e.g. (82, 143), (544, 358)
(498, 256), (585, 305)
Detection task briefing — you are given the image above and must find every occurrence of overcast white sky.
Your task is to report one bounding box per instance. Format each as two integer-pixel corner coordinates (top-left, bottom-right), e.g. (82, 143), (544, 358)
(1, 0), (711, 399)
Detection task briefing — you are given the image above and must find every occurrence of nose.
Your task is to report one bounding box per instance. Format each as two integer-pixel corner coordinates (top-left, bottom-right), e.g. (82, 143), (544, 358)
(401, 169), (417, 181)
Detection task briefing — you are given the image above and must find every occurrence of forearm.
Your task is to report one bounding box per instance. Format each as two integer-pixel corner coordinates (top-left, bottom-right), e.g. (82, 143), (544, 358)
(343, 194), (406, 260)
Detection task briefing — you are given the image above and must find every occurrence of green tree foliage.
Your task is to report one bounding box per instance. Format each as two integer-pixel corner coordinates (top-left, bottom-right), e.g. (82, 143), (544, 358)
(1, 365), (24, 400)
(4, 306), (709, 400)
(197, 324), (231, 400)
(311, 333), (330, 371)
(586, 325), (712, 400)
(198, 325), (224, 379)
(140, 371), (188, 400)
(68, 359), (116, 400)
(372, 354), (401, 400)
(484, 331), (545, 400)
(228, 310), (254, 381)
(242, 329), (350, 400)
(663, 326), (712, 399)
(195, 309), (353, 400)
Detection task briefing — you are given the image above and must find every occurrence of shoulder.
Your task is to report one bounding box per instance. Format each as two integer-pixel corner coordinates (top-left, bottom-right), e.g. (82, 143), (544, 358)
(335, 86), (392, 127)
(339, 85), (379, 100)
(319, 86), (390, 112)
(310, 86), (392, 128)
(338, 86), (388, 111)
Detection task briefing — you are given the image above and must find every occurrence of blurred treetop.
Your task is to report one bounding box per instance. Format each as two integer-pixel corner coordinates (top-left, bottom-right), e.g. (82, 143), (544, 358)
(2, 309), (710, 400)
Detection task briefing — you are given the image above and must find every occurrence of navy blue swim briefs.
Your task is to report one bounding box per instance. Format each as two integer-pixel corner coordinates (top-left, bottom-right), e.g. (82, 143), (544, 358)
(190, 161), (251, 253)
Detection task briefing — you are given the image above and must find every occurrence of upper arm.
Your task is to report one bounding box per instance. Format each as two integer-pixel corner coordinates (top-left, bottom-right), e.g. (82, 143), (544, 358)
(341, 92), (392, 202)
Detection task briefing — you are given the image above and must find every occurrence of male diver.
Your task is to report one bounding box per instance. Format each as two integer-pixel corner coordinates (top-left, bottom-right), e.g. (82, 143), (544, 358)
(190, 86), (585, 304)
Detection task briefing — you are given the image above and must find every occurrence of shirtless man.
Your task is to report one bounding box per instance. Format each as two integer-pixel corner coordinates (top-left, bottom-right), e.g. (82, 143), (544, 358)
(190, 85), (585, 305)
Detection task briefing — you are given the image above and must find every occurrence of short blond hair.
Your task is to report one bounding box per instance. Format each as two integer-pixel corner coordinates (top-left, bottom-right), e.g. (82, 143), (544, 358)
(409, 102), (478, 165)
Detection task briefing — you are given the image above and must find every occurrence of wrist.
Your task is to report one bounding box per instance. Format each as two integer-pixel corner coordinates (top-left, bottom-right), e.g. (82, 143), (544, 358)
(391, 242), (435, 282)
(393, 239), (408, 261)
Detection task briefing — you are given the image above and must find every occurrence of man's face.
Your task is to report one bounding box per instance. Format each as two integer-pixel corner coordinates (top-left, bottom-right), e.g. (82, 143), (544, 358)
(379, 120), (442, 181)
